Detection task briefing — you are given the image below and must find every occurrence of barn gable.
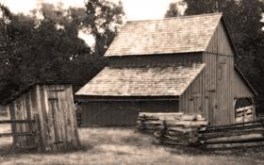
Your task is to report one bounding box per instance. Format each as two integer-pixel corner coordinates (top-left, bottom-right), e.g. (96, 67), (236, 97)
(204, 16), (256, 98)
(233, 67), (256, 98)
(206, 20), (234, 55)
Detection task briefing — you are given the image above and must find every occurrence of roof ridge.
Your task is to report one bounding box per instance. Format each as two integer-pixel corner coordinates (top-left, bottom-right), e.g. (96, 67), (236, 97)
(126, 12), (223, 23)
(105, 12), (223, 57)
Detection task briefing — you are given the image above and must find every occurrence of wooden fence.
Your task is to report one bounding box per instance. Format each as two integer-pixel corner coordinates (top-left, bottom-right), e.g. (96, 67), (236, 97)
(235, 105), (254, 123)
(198, 119), (264, 150)
(0, 117), (37, 150)
(137, 113), (264, 151)
(137, 112), (208, 146)
(137, 112), (207, 133)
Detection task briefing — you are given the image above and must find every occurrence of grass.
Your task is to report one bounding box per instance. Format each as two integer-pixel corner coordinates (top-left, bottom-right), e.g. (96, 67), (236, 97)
(0, 124), (264, 165)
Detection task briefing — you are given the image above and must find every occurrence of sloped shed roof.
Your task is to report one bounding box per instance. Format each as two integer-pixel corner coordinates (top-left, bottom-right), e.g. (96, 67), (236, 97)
(75, 64), (205, 96)
(105, 13), (222, 56)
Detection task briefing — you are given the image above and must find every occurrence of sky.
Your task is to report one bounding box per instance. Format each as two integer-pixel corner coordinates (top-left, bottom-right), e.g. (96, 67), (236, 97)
(0, 0), (184, 46)
(0, 0), (183, 20)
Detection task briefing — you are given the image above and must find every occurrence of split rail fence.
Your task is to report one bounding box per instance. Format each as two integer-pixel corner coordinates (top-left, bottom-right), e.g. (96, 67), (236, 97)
(199, 119), (264, 150)
(137, 112), (264, 150)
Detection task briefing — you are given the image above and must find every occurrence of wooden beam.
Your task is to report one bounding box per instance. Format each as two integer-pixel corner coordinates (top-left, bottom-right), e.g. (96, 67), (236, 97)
(0, 119), (35, 124)
(0, 132), (34, 137)
(0, 120), (35, 124)
(205, 138), (264, 146)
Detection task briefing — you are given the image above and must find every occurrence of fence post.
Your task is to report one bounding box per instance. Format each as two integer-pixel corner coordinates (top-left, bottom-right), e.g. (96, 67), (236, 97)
(33, 114), (42, 152)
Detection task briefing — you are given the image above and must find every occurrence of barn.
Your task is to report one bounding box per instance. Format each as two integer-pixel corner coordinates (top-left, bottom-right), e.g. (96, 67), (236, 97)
(75, 13), (257, 127)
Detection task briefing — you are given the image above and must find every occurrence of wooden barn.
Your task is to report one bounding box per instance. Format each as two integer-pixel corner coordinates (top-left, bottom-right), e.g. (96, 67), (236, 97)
(75, 13), (256, 127)
(2, 81), (80, 152)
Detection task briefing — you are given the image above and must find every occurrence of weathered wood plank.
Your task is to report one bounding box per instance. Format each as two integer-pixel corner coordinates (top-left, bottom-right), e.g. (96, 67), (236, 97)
(0, 132), (34, 137)
(0, 120), (35, 124)
(204, 138), (264, 145)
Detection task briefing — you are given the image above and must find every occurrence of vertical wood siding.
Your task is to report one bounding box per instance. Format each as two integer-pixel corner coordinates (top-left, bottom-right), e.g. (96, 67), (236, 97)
(233, 71), (254, 98)
(180, 21), (253, 125)
(9, 87), (37, 147)
(81, 100), (178, 126)
(179, 69), (204, 116)
(8, 84), (80, 152)
(202, 21), (235, 125)
(198, 20), (255, 125)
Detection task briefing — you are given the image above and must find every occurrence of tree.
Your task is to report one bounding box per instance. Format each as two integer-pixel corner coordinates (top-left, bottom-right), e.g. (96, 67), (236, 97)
(0, 1), (124, 102)
(165, 3), (179, 18)
(83, 0), (124, 57)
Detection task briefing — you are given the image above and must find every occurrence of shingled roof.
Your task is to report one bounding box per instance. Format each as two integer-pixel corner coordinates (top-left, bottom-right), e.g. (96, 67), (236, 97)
(105, 13), (222, 57)
(75, 64), (205, 97)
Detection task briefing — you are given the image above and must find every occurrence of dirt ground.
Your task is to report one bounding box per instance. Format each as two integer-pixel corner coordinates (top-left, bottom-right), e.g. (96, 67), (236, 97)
(1, 125), (264, 165)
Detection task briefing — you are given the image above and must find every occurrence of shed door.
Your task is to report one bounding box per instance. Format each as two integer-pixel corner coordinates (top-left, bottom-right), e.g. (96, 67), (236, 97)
(48, 99), (62, 145)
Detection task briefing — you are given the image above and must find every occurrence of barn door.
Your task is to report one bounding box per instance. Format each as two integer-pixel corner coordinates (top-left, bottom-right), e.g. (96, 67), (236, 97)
(208, 91), (217, 125)
(191, 94), (202, 114)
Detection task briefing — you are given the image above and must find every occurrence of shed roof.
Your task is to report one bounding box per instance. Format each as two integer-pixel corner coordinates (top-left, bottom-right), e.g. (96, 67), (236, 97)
(0, 80), (77, 105)
(105, 13), (222, 57)
(75, 63), (205, 97)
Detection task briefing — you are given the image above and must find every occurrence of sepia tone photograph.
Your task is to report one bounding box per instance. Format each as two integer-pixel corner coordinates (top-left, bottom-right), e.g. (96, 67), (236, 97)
(0, 0), (264, 164)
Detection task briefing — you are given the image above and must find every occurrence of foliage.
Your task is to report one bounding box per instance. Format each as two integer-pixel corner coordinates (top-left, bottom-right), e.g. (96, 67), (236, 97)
(0, 1), (124, 102)
(165, 3), (180, 18)
(83, 0), (124, 56)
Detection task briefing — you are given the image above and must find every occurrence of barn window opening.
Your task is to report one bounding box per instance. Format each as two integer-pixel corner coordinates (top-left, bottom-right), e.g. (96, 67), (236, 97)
(235, 98), (253, 109)
(234, 98), (254, 123)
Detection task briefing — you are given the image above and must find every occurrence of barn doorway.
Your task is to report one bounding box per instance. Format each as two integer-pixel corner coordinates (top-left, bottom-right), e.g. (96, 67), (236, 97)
(234, 98), (255, 123)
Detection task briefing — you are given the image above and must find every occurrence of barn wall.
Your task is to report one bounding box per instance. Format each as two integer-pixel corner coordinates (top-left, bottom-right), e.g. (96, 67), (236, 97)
(201, 53), (234, 125)
(108, 53), (203, 67)
(180, 21), (240, 125)
(233, 71), (254, 98)
(80, 100), (179, 126)
(179, 69), (205, 116)
(202, 20), (235, 125)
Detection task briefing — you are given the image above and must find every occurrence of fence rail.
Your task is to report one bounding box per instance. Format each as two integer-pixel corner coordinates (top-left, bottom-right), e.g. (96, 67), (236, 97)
(0, 119), (36, 138)
(137, 113), (264, 151)
(0, 132), (35, 137)
(0, 120), (35, 124)
(198, 119), (264, 150)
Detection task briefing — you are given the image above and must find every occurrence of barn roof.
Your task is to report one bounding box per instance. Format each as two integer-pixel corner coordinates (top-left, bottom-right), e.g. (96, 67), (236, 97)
(105, 13), (222, 57)
(75, 63), (205, 97)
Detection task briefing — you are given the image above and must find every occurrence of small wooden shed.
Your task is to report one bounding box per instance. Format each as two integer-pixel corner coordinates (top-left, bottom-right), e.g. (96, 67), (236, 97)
(3, 81), (80, 152)
(75, 13), (256, 126)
